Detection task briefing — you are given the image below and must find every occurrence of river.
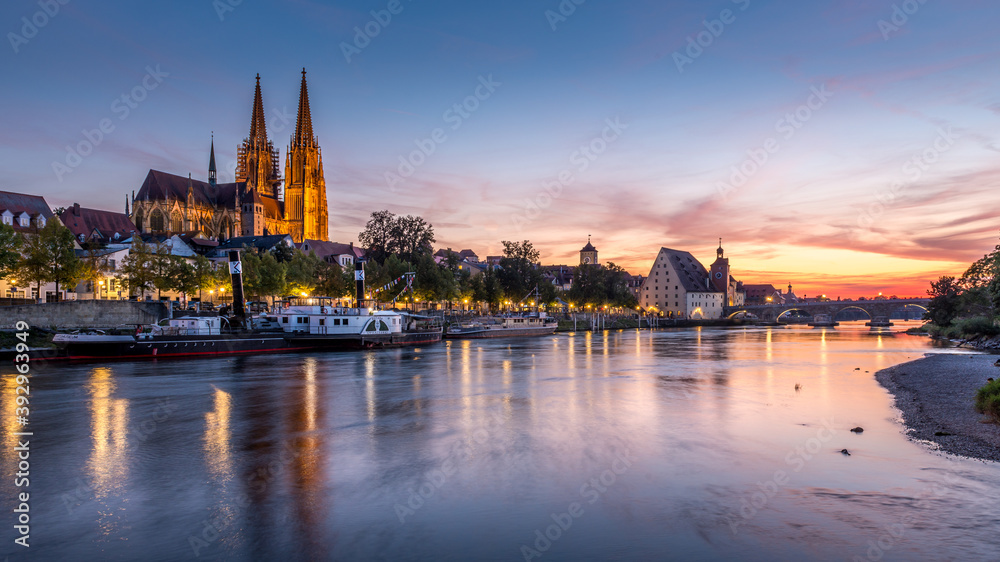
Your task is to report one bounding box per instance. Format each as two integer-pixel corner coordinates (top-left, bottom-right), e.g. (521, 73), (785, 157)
(2, 323), (998, 561)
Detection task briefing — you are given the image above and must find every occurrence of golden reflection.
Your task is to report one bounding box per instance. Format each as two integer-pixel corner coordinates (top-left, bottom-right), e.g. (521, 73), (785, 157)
(365, 353), (376, 424)
(766, 328), (773, 362)
(87, 368), (129, 497)
(204, 386), (233, 481)
(2, 377), (19, 468)
(502, 359), (512, 386)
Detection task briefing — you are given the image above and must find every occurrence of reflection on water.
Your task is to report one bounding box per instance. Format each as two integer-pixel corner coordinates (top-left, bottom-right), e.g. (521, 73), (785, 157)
(2, 323), (999, 561)
(204, 386), (232, 481)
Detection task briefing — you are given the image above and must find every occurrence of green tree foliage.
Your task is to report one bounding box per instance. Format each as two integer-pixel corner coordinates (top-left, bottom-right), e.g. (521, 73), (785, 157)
(191, 255), (217, 301)
(498, 240), (542, 300)
(358, 210), (435, 264)
(241, 248), (285, 302)
(118, 239), (155, 298)
(471, 266), (503, 311)
(80, 246), (113, 299)
(285, 251), (323, 296)
(924, 276), (962, 326)
(13, 220), (83, 300)
(0, 223), (23, 279)
(315, 260), (352, 298)
(567, 262), (638, 308)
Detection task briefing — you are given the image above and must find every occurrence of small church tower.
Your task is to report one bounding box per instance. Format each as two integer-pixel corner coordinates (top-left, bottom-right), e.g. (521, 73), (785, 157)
(580, 235), (598, 265)
(710, 238), (734, 306)
(208, 133), (217, 188)
(240, 189), (266, 237)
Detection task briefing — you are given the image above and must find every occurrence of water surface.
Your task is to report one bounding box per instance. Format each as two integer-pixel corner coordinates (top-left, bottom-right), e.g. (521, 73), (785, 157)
(2, 323), (998, 561)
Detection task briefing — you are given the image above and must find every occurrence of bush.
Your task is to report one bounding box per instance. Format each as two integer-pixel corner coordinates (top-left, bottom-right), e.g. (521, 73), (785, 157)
(953, 316), (1000, 339)
(975, 379), (1000, 423)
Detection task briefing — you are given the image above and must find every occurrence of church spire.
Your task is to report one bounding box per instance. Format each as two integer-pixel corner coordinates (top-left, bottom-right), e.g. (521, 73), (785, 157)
(248, 74), (268, 147)
(208, 132), (217, 187)
(293, 68), (314, 148)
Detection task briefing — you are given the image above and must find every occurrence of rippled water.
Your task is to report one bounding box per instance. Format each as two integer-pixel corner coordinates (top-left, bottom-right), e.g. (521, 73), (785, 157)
(2, 323), (999, 561)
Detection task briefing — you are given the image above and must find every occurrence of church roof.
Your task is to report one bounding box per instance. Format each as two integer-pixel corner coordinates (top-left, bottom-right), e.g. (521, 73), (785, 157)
(215, 234), (293, 255)
(60, 203), (137, 242)
(136, 170), (241, 208)
(657, 248), (720, 293)
(0, 190), (54, 233)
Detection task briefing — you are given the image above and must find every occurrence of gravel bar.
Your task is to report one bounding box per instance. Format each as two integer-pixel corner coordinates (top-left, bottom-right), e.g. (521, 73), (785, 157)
(876, 353), (1000, 463)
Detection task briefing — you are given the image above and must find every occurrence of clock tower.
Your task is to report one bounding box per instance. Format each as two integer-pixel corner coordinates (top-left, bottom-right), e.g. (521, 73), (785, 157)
(710, 238), (732, 304)
(580, 235), (598, 266)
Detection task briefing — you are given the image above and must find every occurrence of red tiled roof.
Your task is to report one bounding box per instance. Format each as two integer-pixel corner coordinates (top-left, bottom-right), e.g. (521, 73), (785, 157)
(0, 190), (55, 233)
(60, 203), (137, 241)
(299, 239), (364, 259)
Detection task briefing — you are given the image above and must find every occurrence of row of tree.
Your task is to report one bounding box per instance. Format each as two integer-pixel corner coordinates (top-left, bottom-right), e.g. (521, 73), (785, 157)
(925, 239), (1000, 326)
(0, 210), (639, 310)
(356, 211), (638, 310)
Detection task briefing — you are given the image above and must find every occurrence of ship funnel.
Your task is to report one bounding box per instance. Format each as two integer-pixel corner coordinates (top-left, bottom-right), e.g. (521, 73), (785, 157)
(229, 250), (247, 322)
(355, 260), (365, 307)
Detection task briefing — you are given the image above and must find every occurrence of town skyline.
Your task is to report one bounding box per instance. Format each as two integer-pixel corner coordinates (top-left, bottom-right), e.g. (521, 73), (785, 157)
(4, 1), (998, 298)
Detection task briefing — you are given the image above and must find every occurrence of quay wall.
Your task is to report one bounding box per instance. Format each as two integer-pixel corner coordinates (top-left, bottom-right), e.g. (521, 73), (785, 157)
(0, 300), (169, 330)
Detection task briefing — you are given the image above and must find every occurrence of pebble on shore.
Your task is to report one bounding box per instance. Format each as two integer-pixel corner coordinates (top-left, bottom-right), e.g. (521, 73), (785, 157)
(876, 354), (1000, 463)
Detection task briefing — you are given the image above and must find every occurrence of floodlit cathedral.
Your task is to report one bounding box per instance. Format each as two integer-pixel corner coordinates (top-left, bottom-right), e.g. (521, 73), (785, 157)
(129, 69), (328, 243)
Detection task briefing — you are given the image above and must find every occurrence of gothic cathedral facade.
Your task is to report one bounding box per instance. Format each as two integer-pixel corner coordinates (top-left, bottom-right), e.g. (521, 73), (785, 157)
(130, 70), (328, 243)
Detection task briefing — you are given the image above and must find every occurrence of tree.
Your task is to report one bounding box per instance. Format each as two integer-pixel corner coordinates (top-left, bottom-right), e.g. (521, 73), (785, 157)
(498, 240), (542, 301)
(285, 250), (322, 297)
(270, 242), (295, 264)
(0, 223), (22, 280)
(13, 220), (82, 301)
(191, 255), (216, 302)
(171, 259), (200, 302)
(925, 276), (962, 326)
(471, 266), (502, 311)
(358, 210), (436, 265)
(315, 260), (352, 298)
(80, 246), (113, 299)
(358, 210), (396, 264)
(391, 214), (435, 263)
(118, 239), (156, 299)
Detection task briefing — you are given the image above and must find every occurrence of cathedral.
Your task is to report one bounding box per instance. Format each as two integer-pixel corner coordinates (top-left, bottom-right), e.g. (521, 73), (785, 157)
(129, 69), (329, 243)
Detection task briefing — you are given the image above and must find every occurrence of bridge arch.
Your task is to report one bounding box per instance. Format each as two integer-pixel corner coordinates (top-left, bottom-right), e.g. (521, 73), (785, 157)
(832, 306), (873, 322)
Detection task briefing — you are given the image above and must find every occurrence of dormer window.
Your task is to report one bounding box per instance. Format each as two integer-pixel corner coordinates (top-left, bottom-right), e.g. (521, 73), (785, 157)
(18, 213), (29, 227)
(36, 216), (45, 228)
(113, 232), (121, 240)
(1, 211), (12, 226)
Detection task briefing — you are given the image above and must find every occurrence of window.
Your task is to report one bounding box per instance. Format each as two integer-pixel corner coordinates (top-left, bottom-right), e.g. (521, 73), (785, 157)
(319, 319), (325, 326)
(334, 319), (341, 325)
(1, 214), (11, 225)
(282, 317), (288, 324)
(19, 215), (29, 227)
(37, 217), (45, 228)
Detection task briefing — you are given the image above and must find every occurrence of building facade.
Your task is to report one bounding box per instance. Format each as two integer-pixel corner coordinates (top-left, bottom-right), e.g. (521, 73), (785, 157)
(131, 70), (328, 243)
(639, 247), (724, 319)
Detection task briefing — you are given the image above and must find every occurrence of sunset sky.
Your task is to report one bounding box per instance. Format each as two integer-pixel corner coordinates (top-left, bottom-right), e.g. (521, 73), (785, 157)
(3, 0), (998, 298)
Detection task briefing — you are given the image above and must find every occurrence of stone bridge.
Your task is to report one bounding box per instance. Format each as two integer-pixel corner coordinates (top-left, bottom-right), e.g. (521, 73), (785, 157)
(725, 299), (930, 322)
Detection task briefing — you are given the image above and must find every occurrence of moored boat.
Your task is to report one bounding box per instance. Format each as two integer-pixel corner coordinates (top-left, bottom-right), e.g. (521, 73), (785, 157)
(274, 297), (442, 349)
(446, 312), (558, 339)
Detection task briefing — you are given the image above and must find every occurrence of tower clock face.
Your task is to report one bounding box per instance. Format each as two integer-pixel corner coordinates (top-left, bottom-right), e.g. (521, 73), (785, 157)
(714, 272), (723, 279)
(584, 257), (591, 264)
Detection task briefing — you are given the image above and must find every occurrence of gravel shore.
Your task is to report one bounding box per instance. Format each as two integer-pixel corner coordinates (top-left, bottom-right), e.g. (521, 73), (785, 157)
(876, 354), (1000, 463)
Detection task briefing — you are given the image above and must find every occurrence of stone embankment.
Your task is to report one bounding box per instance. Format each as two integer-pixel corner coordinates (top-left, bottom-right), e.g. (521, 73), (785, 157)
(0, 300), (169, 330)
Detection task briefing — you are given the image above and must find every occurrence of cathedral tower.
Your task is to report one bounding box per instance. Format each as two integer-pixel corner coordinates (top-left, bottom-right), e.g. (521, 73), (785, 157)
(284, 68), (329, 242)
(236, 74), (282, 201)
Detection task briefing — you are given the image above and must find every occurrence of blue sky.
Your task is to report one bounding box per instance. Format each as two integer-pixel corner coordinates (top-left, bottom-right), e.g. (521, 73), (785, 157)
(3, 0), (999, 296)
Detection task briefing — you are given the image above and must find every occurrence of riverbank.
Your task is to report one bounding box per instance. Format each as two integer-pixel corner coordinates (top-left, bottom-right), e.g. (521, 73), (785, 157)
(876, 354), (1000, 463)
